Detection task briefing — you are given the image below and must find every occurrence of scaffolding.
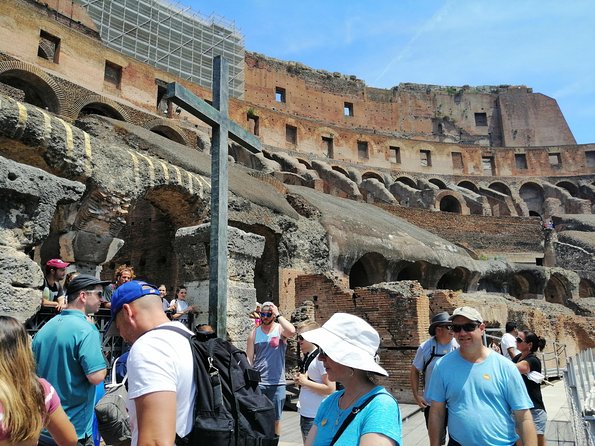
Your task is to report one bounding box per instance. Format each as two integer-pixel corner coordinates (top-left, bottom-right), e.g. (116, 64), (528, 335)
(78, 0), (245, 98)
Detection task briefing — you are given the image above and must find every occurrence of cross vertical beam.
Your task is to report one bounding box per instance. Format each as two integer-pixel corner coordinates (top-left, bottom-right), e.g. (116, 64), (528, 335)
(209, 56), (229, 338)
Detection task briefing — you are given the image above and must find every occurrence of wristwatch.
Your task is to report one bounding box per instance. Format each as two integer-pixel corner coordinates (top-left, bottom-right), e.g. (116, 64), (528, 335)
(275, 314), (282, 322)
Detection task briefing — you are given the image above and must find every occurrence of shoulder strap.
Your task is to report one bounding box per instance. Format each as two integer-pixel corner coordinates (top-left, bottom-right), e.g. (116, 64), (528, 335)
(329, 392), (382, 446)
(421, 344), (436, 376)
(299, 348), (319, 374)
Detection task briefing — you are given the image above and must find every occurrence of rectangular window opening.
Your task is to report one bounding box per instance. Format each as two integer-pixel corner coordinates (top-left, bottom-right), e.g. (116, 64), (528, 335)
(248, 114), (260, 136)
(389, 146), (401, 164)
(482, 156), (495, 175)
(586, 150), (595, 168)
(104, 61), (122, 88)
(322, 136), (334, 158)
(344, 102), (354, 117)
(357, 141), (369, 160)
(420, 149), (432, 167)
(38, 30), (60, 63)
(451, 152), (463, 170)
(286, 124), (297, 144)
(549, 153), (561, 167)
(474, 112), (488, 126)
(275, 87), (286, 103)
(515, 153), (528, 170)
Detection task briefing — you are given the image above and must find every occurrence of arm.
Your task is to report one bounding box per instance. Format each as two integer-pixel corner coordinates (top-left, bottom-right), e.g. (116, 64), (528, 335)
(304, 425), (318, 446)
(55, 295), (66, 312)
(295, 372), (335, 396)
(507, 346), (516, 358)
(269, 304), (295, 338)
(86, 368), (107, 385)
(246, 329), (256, 365)
(514, 409), (537, 446)
(46, 406), (77, 446)
(428, 401), (446, 446)
(409, 365), (428, 409)
(515, 359), (531, 374)
(135, 391), (177, 446)
(360, 433), (396, 446)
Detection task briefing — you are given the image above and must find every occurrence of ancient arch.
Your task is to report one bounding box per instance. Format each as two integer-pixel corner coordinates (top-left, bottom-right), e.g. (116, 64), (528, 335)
(477, 276), (505, 293)
(436, 267), (470, 291)
(78, 102), (125, 121)
(396, 261), (429, 287)
(488, 181), (512, 196)
(519, 182), (545, 217)
(429, 178), (448, 189)
(349, 252), (387, 288)
(556, 180), (579, 197)
(331, 165), (349, 177)
(438, 195), (462, 214)
(361, 171), (385, 185)
(0, 63), (62, 113)
(544, 273), (572, 304)
(579, 278), (595, 298)
(458, 180), (479, 193)
(297, 158), (312, 170)
(510, 271), (541, 300)
(149, 125), (188, 146)
(72, 95), (130, 122)
(231, 222), (280, 304)
(395, 176), (418, 189)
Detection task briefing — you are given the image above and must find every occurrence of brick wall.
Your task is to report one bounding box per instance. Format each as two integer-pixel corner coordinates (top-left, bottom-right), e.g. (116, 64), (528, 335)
(295, 274), (431, 402)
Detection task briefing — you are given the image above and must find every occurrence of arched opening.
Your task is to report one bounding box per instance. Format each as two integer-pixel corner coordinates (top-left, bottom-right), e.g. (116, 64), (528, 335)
(349, 252), (387, 288)
(436, 267), (469, 291)
(544, 274), (571, 305)
(297, 159), (312, 170)
(396, 261), (427, 286)
(150, 125), (187, 145)
(488, 182), (512, 196)
(79, 102), (125, 121)
(362, 171), (385, 184)
(458, 181), (478, 193)
(232, 222), (280, 305)
(429, 178), (448, 189)
(510, 272), (540, 300)
(439, 195), (462, 213)
(556, 181), (579, 197)
(331, 165), (349, 177)
(395, 177), (417, 189)
(477, 277), (505, 293)
(579, 278), (595, 298)
(0, 69), (60, 113)
(519, 182), (545, 216)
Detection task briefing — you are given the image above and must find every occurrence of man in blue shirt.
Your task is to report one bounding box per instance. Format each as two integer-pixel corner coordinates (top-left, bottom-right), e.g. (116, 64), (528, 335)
(427, 306), (537, 446)
(33, 274), (108, 446)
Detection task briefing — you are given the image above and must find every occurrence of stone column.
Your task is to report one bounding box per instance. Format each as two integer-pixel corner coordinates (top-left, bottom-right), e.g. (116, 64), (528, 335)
(174, 223), (265, 350)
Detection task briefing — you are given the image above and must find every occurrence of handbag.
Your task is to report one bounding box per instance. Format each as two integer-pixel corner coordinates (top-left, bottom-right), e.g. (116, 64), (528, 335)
(94, 358), (131, 445)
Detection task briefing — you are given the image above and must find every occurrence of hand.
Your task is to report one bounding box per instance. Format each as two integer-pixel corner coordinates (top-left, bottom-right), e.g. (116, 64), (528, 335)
(294, 372), (308, 387)
(414, 394), (429, 409)
(55, 302), (66, 312)
(269, 303), (280, 317)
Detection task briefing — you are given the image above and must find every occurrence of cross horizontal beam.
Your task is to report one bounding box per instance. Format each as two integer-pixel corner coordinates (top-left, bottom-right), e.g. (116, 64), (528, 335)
(164, 82), (261, 154)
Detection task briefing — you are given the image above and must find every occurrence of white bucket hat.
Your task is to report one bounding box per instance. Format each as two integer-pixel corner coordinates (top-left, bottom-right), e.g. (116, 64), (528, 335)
(301, 313), (388, 376)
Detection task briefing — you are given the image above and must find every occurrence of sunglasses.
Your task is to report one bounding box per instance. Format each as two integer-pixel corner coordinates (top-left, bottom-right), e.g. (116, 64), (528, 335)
(516, 337), (525, 343)
(259, 312), (273, 318)
(437, 324), (453, 331)
(85, 290), (103, 299)
(451, 322), (479, 333)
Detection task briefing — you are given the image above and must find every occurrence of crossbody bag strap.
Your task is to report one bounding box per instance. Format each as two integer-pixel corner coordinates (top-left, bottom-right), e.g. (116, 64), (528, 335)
(329, 393), (381, 446)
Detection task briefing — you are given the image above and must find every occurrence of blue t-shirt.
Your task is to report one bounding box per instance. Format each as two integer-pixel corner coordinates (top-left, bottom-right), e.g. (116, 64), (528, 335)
(313, 386), (401, 446)
(32, 310), (106, 438)
(427, 349), (532, 446)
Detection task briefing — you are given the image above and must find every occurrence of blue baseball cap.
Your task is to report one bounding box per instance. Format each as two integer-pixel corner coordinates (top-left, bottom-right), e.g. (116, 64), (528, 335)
(110, 280), (160, 319)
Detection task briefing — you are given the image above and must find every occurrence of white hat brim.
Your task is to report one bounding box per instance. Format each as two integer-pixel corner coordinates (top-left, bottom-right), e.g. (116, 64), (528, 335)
(302, 326), (388, 376)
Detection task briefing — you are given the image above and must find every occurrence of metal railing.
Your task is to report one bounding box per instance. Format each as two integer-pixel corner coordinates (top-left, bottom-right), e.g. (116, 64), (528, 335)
(564, 348), (595, 446)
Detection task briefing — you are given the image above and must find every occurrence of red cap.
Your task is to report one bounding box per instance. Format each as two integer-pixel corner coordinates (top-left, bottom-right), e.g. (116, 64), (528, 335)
(46, 258), (69, 269)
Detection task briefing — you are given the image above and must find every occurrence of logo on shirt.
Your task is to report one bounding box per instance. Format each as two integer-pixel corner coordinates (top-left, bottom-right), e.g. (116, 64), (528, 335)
(483, 374), (491, 380)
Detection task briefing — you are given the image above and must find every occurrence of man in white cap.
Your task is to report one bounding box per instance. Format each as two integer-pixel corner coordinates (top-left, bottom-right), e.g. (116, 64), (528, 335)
(427, 306), (536, 446)
(410, 311), (458, 444)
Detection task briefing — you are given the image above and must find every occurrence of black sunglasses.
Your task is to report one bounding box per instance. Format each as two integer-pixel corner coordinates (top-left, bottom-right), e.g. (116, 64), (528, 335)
(451, 322), (479, 333)
(516, 337), (525, 343)
(259, 312), (273, 318)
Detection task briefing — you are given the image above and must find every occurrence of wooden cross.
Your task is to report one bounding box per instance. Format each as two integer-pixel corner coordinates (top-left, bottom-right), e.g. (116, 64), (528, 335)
(165, 56), (261, 338)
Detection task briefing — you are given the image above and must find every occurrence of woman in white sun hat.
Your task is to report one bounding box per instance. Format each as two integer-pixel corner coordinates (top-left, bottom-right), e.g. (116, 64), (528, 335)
(303, 313), (402, 446)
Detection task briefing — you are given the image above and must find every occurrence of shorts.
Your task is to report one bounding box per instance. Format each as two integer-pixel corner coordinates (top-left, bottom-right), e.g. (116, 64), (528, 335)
(300, 416), (314, 441)
(259, 384), (286, 421)
(531, 408), (547, 434)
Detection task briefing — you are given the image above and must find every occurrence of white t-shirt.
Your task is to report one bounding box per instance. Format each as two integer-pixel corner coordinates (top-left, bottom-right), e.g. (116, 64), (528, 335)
(500, 332), (519, 360)
(172, 299), (190, 322)
(297, 352), (328, 418)
(126, 322), (196, 445)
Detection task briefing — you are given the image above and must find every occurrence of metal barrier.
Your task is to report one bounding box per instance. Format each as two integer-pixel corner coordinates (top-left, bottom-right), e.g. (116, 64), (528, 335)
(564, 348), (595, 446)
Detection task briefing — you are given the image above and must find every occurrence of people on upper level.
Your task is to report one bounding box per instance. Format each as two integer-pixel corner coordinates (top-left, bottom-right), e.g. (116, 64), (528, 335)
(102, 265), (135, 308)
(501, 321), (520, 360)
(167, 286), (196, 326)
(41, 258), (69, 312)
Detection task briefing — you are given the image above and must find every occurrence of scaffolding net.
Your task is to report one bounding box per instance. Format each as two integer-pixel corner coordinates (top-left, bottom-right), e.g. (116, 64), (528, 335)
(78, 0), (245, 98)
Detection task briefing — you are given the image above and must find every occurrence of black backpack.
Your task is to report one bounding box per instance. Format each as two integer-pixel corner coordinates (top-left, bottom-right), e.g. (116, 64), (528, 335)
(154, 325), (279, 446)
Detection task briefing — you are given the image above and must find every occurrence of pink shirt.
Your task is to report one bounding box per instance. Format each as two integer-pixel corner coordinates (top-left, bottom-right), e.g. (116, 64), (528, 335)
(0, 378), (60, 440)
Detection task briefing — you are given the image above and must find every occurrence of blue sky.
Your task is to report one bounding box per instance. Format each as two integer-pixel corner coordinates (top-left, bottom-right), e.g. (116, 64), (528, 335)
(179, 0), (595, 144)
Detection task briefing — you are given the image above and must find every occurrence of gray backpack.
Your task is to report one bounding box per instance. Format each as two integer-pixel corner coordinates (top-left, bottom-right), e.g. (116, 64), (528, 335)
(95, 358), (131, 446)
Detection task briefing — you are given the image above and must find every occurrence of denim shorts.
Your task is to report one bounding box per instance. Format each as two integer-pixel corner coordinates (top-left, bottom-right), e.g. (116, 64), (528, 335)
(300, 416), (315, 441)
(531, 408), (547, 434)
(259, 384), (286, 421)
